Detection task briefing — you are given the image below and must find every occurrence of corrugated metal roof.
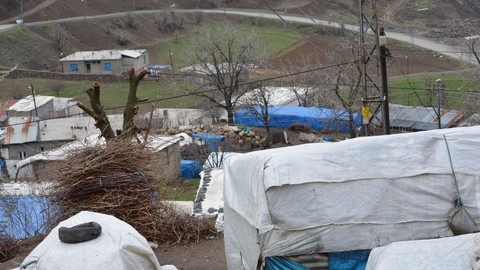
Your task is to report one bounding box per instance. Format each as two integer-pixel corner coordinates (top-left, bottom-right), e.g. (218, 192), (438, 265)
(8, 95), (54, 112)
(59, 49), (146, 62)
(5, 116), (38, 144)
(374, 104), (464, 130)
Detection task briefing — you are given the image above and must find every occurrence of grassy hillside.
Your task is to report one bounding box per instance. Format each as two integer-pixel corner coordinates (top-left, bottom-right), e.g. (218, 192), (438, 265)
(0, 15), (304, 110)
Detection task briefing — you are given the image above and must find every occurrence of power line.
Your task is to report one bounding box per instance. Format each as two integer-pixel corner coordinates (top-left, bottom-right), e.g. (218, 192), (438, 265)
(3, 61), (356, 128)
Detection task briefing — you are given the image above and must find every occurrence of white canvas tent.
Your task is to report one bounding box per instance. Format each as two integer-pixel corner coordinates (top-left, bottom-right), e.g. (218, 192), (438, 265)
(223, 126), (480, 269)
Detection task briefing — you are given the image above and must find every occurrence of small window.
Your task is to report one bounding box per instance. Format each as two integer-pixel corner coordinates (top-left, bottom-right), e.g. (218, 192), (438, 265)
(40, 147), (45, 152)
(19, 151), (27, 160)
(105, 63), (112, 71)
(70, 64), (78, 72)
(143, 56), (146, 64)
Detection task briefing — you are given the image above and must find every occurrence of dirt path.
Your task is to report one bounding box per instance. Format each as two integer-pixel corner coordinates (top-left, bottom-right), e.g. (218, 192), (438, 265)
(273, 0), (311, 10)
(0, 0), (59, 24)
(383, 0), (409, 25)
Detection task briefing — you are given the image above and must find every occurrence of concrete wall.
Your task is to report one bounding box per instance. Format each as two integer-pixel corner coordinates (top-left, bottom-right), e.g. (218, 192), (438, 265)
(4, 68), (128, 82)
(61, 59), (124, 75)
(150, 143), (181, 180)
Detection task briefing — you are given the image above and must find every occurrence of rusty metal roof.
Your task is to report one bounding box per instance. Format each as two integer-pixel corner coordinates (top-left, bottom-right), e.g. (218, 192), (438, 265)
(5, 116), (38, 144)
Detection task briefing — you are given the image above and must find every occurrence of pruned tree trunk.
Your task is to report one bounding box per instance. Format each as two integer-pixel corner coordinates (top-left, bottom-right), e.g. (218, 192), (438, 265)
(77, 81), (116, 140)
(77, 68), (147, 141)
(121, 69), (148, 138)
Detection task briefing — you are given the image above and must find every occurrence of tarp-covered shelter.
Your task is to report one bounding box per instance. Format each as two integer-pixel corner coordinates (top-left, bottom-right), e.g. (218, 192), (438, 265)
(234, 106), (362, 133)
(223, 126), (480, 269)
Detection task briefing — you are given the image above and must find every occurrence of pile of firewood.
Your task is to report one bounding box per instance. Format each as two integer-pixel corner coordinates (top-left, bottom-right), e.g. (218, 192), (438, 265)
(50, 138), (217, 243)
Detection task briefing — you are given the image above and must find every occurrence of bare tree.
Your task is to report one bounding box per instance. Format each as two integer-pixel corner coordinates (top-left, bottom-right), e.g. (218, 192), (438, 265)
(48, 80), (66, 97)
(76, 68), (148, 140)
(155, 11), (184, 34)
(182, 21), (269, 125)
(52, 22), (67, 52)
(237, 82), (273, 147)
(10, 86), (27, 100)
(307, 42), (363, 138)
(280, 54), (331, 107)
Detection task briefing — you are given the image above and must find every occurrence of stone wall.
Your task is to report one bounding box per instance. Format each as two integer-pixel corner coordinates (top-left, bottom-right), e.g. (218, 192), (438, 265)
(2, 68), (128, 83)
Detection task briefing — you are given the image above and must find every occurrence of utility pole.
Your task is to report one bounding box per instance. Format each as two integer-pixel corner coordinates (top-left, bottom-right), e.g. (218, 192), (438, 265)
(379, 28), (391, 134)
(435, 78), (444, 129)
(358, 0), (387, 135)
(169, 49), (174, 69)
(28, 84), (38, 118)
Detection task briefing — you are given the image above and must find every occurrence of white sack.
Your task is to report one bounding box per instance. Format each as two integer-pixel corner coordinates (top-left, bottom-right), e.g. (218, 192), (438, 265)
(366, 233), (480, 270)
(18, 211), (173, 270)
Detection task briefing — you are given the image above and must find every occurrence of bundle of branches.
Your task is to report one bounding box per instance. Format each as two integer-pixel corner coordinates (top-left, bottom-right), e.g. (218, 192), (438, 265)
(50, 139), (163, 240)
(0, 235), (18, 262)
(157, 203), (219, 244)
(48, 138), (217, 243)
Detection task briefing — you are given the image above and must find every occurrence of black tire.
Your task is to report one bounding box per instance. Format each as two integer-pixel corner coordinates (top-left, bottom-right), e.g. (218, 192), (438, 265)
(58, 221), (102, 244)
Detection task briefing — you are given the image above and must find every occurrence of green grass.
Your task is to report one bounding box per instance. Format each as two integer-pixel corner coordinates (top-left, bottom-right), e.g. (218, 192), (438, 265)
(164, 178), (200, 201)
(153, 22), (304, 68)
(389, 73), (478, 108)
(256, 25), (303, 55)
(0, 78), (204, 112)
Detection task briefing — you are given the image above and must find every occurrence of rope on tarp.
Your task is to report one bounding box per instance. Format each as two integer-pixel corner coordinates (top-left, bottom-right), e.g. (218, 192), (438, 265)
(442, 134), (462, 207)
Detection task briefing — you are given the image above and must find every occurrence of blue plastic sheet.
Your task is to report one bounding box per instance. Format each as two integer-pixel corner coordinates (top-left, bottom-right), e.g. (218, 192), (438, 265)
(181, 160), (201, 179)
(265, 257), (309, 270)
(192, 133), (225, 151)
(0, 196), (52, 239)
(329, 250), (371, 270)
(235, 106), (362, 133)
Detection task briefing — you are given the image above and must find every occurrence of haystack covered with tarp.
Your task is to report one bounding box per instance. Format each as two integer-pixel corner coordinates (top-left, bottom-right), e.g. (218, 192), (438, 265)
(17, 211), (171, 270)
(234, 106), (362, 133)
(223, 126), (480, 269)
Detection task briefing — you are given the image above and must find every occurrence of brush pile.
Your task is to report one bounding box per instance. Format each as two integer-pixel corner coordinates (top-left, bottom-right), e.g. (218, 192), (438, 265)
(50, 138), (217, 243)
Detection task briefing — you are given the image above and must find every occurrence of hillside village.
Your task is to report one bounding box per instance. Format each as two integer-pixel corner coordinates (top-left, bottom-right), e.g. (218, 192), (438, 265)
(1, 0), (480, 270)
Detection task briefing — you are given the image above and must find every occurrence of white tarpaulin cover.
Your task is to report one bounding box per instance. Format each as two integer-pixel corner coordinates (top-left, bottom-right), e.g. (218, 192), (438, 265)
(366, 233), (480, 270)
(17, 211), (175, 270)
(223, 126), (480, 270)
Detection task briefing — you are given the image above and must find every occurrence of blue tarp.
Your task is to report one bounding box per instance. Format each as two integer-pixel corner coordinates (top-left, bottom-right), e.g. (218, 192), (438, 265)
(0, 196), (52, 239)
(181, 160), (201, 179)
(234, 106), (362, 133)
(329, 250), (371, 270)
(265, 257), (309, 270)
(0, 159), (6, 177)
(192, 133), (225, 151)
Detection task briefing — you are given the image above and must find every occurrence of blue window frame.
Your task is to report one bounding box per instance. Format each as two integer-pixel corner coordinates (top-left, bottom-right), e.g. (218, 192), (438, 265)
(70, 64), (78, 72)
(105, 63), (112, 71)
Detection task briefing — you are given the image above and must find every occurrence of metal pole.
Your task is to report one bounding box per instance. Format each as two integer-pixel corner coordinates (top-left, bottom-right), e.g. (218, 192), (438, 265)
(436, 79), (442, 129)
(379, 28), (390, 135)
(29, 84), (38, 118)
(169, 49), (174, 69)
